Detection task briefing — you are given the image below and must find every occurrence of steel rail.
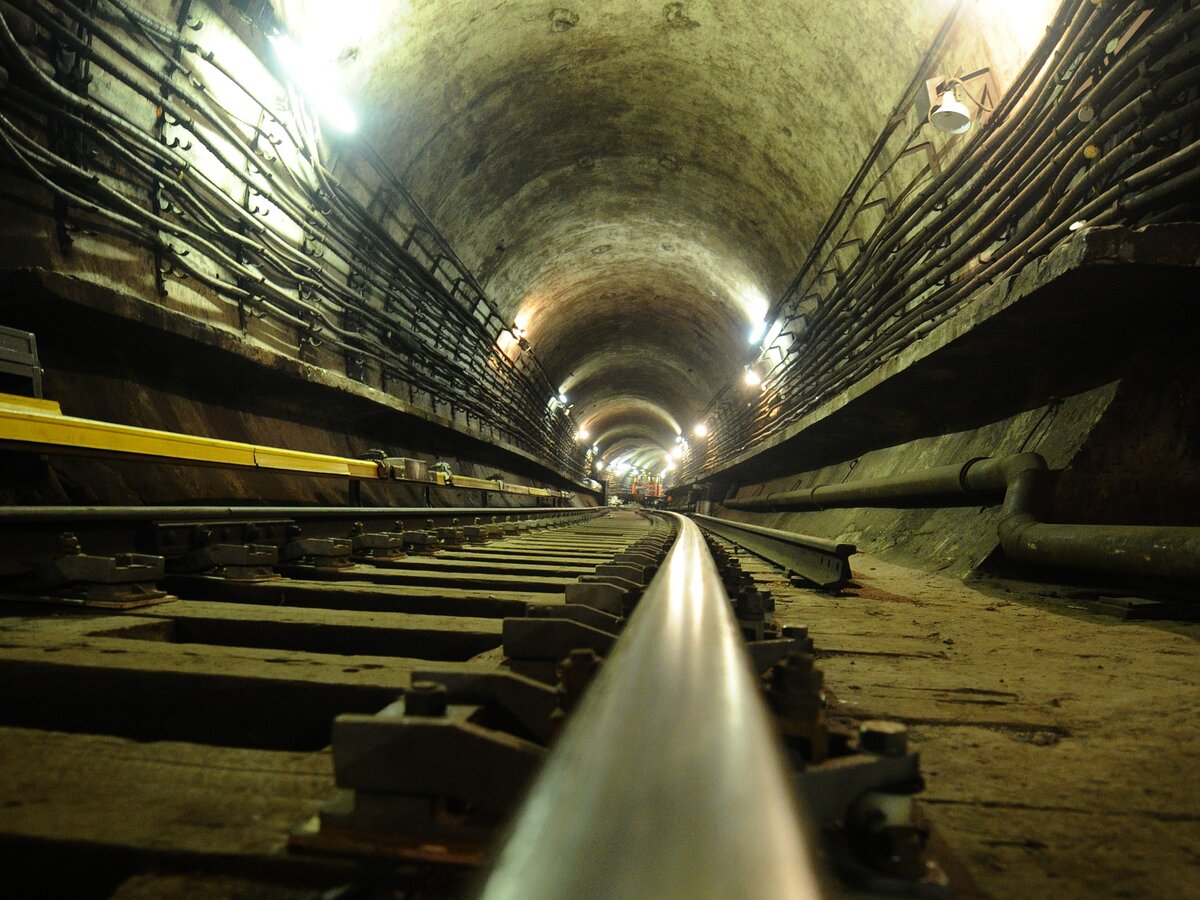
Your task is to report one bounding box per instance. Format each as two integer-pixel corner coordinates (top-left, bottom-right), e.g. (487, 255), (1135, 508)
(478, 512), (826, 899)
(0, 506), (600, 523)
(691, 514), (855, 590)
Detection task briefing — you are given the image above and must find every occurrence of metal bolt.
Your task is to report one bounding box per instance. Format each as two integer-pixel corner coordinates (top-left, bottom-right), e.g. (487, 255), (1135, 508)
(405, 680), (449, 717)
(60, 532), (82, 555)
(859, 720), (909, 757)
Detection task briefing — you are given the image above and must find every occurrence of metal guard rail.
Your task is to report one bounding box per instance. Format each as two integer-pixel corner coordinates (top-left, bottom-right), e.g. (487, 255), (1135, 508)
(479, 512), (825, 899)
(691, 513), (855, 591)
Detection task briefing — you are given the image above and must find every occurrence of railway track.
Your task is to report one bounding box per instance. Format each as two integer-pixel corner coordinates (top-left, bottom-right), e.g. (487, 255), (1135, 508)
(0, 505), (969, 898)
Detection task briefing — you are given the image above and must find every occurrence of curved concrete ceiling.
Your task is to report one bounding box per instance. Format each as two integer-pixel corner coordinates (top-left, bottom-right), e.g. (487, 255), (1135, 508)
(284, 0), (953, 464)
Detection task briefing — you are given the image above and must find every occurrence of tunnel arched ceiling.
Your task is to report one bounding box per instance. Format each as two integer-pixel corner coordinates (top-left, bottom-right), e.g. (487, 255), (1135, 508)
(283, 0), (953, 463)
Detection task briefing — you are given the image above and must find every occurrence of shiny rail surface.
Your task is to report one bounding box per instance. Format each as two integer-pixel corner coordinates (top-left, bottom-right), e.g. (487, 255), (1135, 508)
(479, 512), (826, 899)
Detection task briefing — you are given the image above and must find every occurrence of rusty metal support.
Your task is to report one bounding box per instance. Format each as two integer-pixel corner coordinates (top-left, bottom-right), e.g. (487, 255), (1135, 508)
(478, 513), (826, 899)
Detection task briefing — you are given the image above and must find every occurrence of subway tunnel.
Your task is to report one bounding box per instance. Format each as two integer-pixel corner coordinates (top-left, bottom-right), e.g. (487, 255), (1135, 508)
(0, 0), (1198, 897)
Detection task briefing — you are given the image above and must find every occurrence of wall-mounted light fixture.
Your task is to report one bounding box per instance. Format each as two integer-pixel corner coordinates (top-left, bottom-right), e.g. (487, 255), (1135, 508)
(917, 69), (996, 136)
(268, 33), (358, 133)
(744, 366), (762, 387)
(693, 423), (708, 438)
(508, 324), (531, 351)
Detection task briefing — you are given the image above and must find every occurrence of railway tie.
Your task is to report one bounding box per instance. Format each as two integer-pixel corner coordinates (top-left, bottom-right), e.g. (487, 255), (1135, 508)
(0, 506), (966, 897)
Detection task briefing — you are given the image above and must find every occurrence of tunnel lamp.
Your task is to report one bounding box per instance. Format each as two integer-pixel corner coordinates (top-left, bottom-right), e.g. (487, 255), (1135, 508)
(576, 428), (590, 441)
(268, 33), (357, 133)
(670, 446), (685, 460)
(919, 70), (995, 137)
(693, 423), (708, 438)
(596, 460), (604, 471)
(556, 392), (568, 404)
(748, 320), (768, 345)
(1069, 220), (1087, 232)
(929, 87), (972, 134)
(744, 367), (762, 387)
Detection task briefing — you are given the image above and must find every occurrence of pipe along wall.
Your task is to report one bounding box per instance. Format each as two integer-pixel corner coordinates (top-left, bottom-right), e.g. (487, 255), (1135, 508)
(725, 454), (1200, 583)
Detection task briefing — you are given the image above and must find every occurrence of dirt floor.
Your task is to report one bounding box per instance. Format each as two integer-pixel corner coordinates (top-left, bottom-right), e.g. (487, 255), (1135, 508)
(748, 549), (1200, 899)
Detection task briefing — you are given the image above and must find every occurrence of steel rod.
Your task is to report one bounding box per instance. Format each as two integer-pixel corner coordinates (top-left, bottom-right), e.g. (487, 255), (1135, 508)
(478, 512), (826, 899)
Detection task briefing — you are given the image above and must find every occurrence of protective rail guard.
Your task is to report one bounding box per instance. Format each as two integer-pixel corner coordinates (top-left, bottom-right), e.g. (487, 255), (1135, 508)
(478, 512), (826, 899)
(691, 514), (855, 590)
(0, 393), (573, 499)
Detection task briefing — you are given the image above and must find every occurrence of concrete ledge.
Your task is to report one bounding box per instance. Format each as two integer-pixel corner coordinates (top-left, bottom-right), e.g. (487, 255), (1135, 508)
(698, 223), (1200, 485)
(0, 267), (591, 492)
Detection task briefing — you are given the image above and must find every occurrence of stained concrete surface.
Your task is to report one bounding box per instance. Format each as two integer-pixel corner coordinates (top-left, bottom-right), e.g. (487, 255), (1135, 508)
(754, 551), (1200, 898)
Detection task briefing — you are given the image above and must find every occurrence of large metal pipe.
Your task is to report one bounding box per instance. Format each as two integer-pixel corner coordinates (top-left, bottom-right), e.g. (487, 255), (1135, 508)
(725, 453), (1044, 511)
(726, 454), (1200, 582)
(478, 513), (826, 899)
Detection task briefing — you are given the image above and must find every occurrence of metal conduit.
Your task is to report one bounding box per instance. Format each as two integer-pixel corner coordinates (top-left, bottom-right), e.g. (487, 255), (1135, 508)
(725, 454), (1200, 583)
(478, 512), (826, 899)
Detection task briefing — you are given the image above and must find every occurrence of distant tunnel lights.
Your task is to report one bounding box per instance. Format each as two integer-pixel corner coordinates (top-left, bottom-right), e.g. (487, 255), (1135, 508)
(744, 367), (762, 387)
(693, 423), (708, 437)
(269, 33), (357, 133)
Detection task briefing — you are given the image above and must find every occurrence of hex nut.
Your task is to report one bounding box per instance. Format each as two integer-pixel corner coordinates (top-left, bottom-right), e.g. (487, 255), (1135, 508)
(859, 720), (909, 757)
(405, 680), (449, 717)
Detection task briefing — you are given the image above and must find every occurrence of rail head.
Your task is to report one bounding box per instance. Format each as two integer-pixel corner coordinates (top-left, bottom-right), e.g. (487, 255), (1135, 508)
(478, 512), (826, 899)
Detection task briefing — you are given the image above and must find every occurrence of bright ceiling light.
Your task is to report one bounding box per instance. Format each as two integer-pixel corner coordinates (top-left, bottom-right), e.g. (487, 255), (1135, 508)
(557, 392), (568, 404)
(693, 423), (708, 438)
(596, 460), (604, 471)
(269, 33), (357, 133)
(744, 367), (762, 387)
(576, 428), (590, 441)
(748, 320), (768, 345)
(670, 445), (684, 460)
